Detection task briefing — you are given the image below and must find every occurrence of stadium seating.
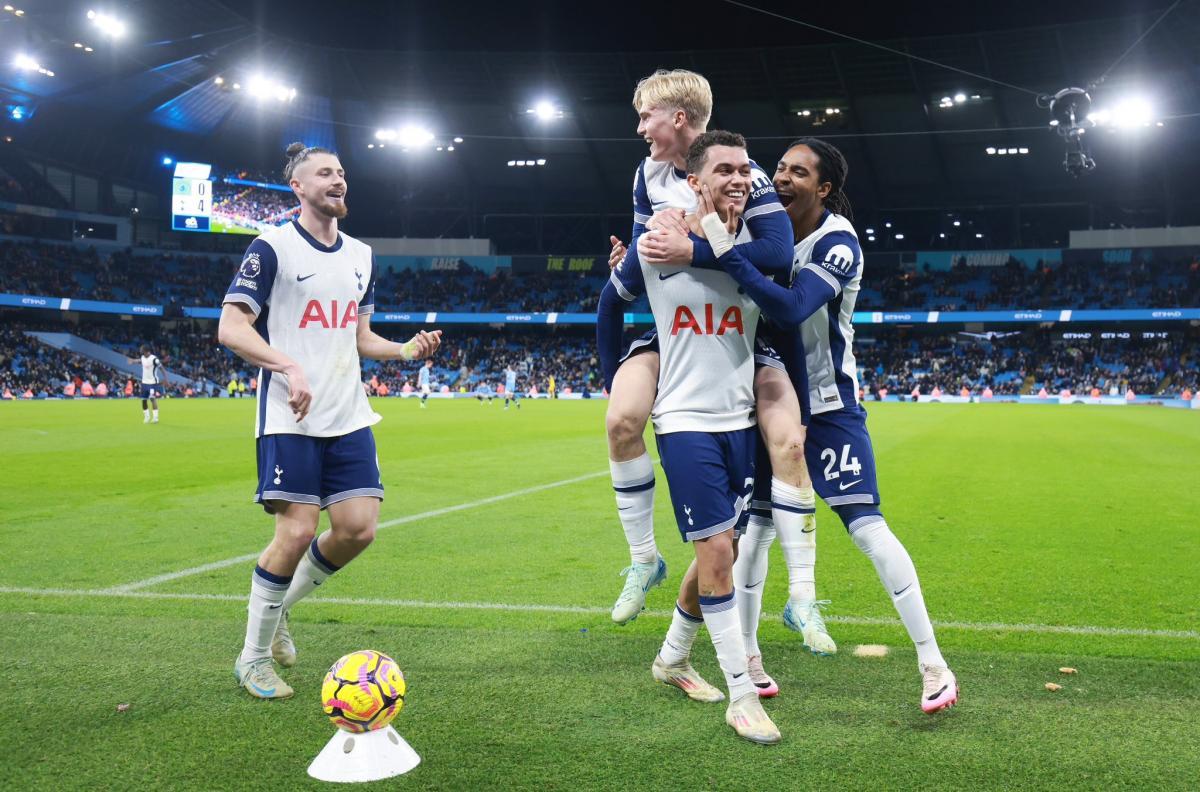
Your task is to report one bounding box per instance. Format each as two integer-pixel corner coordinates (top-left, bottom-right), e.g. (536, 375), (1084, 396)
(2, 238), (1197, 313)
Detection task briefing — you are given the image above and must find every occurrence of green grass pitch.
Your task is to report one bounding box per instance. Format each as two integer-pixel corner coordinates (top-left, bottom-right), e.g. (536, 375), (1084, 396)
(1, 399), (1197, 790)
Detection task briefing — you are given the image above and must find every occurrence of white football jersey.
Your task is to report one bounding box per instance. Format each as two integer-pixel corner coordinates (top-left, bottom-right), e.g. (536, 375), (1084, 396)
(223, 220), (379, 438)
(140, 354), (162, 385)
(793, 212), (863, 415)
(610, 221), (759, 434)
(632, 158), (779, 230)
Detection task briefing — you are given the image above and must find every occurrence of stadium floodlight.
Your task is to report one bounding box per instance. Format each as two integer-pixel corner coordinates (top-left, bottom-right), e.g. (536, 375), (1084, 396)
(447, 145), (455, 151)
(453, 137), (463, 143)
(528, 100), (562, 121)
(536, 158), (546, 166)
(954, 93), (967, 103)
(939, 233), (946, 238)
(985, 147), (997, 155)
(367, 143), (375, 149)
(1018, 147), (1029, 154)
(374, 129), (395, 141)
(976, 233), (984, 238)
(246, 75), (296, 102)
(866, 235), (875, 242)
(13, 54), (38, 71)
(214, 76), (224, 85)
(864, 227), (875, 234)
(997, 148), (1008, 155)
(884, 221), (892, 228)
(1110, 97), (1154, 128)
(88, 10), (127, 38)
(395, 125), (435, 148)
(894, 233), (905, 240)
(161, 156), (173, 166)
(507, 160), (516, 167)
(953, 220), (961, 227)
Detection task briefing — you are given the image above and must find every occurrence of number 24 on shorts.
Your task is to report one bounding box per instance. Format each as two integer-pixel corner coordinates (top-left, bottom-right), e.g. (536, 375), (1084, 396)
(820, 444), (861, 481)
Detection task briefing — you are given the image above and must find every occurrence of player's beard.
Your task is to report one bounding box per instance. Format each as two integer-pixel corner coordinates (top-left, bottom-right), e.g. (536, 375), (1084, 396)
(315, 198), (349, 219)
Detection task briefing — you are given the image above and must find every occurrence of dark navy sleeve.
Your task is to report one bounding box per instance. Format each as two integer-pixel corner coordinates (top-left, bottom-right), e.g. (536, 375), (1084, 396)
(691, 189), (792, 276)
(223, 238), (278, 316)
(800, 230), (862, 296)
(719, 247), (835, 328)
(361, 254), (377, 315)
(596, 254), (645, 391)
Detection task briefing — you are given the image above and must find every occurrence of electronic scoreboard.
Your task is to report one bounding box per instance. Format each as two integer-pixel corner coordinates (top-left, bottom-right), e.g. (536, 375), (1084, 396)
(171, 161), (213, 232)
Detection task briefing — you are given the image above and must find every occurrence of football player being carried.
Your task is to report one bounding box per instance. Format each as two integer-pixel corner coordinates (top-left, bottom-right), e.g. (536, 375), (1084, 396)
(646, 136), (958, 714)
(601, 70), (834, 690)
(599, 131), (780, 744)
(219, 142), (441, 700)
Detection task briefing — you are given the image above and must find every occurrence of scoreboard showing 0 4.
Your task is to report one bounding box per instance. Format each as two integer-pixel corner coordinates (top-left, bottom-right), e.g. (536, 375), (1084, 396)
(172, 161), (213, 232)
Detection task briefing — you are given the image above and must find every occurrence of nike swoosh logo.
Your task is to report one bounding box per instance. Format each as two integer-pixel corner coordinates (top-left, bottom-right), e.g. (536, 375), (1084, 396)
(927, 685), (949, 700)
(618, 506), (633, 511)
(893, 583), (913, 596)
(744, 580), (762, 590)
(801, 526), (815, 533)
(838, 479), (862, 491)
(312, 580), (322, 586)
(297, 273), (316, 282)
(267, 603), (283, 610)
(658, 271), (684, 281)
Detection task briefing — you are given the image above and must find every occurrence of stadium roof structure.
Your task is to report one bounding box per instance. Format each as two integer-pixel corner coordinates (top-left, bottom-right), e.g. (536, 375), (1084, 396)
(2, 0), (1199, 252)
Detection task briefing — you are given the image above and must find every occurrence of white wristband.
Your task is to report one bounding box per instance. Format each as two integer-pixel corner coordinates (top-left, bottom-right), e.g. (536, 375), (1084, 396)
(699, 212), (735, 257)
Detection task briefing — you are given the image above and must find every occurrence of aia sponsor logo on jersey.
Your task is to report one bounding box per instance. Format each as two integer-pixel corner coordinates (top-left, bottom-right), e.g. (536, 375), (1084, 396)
(299, 299), (358, 329)
(670, 304), (744, 336)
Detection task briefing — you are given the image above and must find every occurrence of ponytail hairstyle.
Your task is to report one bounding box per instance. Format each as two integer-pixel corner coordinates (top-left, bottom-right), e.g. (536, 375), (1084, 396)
(788, 137), (852, 220)
(283, 142), (336, 182)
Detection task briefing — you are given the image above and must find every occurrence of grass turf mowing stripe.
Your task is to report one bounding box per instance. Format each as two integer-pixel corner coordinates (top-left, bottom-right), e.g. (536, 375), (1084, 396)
(2, 586), (1196, 640)
(107, 468), (612, 592)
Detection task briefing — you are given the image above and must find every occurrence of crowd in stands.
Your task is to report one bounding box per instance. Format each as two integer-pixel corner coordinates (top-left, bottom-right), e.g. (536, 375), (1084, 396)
(3, 238), (1197, 314)
(3, 314), (1195, 402)
(868, 255), (1200, 311)
(0, 324), (127, 399)
(856, 330), (1198, 398)
(212, 181), (300, 233)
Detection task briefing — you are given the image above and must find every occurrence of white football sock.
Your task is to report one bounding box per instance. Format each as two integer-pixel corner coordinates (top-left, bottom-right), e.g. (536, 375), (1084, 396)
(700, 592), (754, 701)
(772, 478), (816, 602)
(282, 534), (341, 612)
(610, 453), (657, 564)
(733, 514), (775, 657)
(239, 565), (290, 663)
(659, 603), (703, 666)
(849, 515), (946, 668)
(152, 409), (159, 419)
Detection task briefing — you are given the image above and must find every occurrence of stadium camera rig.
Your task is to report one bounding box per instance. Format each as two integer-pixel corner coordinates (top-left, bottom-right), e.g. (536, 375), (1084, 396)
(1038, 87), (1096, 177)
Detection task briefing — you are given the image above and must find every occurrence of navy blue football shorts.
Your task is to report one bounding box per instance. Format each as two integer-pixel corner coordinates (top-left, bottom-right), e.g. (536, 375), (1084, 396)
(254, 426), (384, 514)
(655, 427), (756, 542)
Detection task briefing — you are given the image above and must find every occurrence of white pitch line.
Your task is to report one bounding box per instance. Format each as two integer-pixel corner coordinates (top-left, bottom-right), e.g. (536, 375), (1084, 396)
(1, 586), (1197, 640)
(105, 469), (611, 593)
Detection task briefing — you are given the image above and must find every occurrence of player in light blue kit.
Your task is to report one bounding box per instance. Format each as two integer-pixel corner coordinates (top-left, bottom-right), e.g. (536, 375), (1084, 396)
(504, 364), (521, 409)
(417, 358), (433, 408)
(599, 131), (782, 744)
(704, 138), (958, 714)
(219, 142), (441, 699)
